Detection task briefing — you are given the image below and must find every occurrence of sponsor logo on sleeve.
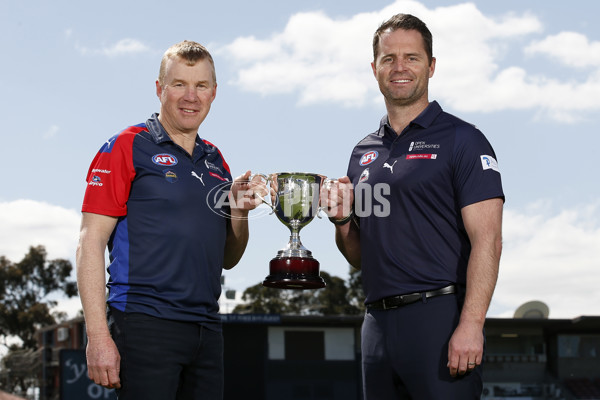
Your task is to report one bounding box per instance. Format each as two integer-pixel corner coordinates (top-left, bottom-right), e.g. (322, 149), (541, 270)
(91, 168), (111, 174)
(100, 135), (118, 153)
(480, 155), (500, 172)
(88, 175), (103, 187)
(88, 168), (111, 187)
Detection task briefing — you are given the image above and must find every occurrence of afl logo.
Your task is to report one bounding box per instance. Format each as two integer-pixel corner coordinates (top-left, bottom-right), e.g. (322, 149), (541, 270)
(360, 151), (378, 166)
(152, 153), (178, 166)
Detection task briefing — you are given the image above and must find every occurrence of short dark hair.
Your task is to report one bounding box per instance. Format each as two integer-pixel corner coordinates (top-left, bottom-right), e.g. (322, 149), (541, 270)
(158, 40), (216, 85)
(372, 14), (433, 64)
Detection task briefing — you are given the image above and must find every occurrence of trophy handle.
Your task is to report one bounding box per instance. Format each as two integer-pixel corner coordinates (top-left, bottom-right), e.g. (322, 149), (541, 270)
(316, 178), (337, 219)
(249, 173), (275, 214)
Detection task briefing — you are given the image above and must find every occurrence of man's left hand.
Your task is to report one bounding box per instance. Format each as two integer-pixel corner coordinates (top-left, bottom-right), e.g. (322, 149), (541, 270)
(229, 171), (267, 215)
(447, 321), (484, 377)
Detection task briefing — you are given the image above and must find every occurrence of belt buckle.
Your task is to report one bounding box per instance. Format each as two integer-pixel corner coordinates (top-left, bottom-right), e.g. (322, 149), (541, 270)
(381, 297), (394, 310)
(382, 298), (389, 310)
(382, 297), (398, 310)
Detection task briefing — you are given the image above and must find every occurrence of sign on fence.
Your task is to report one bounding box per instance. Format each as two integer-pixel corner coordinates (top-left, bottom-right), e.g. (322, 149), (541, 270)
(59, 349), (117, 400)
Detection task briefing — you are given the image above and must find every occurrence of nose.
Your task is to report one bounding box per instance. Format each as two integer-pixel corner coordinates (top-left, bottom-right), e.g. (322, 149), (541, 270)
(183, 86), (198, 101)
(392, 58), (407, 72)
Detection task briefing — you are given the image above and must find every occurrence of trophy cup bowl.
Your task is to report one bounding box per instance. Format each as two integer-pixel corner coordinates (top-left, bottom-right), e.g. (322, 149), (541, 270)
(258, 172), (327, 289)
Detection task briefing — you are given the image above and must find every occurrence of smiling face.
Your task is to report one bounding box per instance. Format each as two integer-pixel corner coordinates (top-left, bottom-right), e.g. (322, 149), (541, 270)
(372, 28), (435, 110)
(156, 56), (217, 137)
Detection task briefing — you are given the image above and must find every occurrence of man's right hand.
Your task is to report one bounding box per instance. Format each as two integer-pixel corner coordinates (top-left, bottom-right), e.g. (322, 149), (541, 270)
(86, 334), (122, 389)
(321, 176), (354, 220)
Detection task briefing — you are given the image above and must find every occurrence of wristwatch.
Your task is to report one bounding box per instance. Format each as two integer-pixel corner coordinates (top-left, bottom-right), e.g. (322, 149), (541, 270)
(328, 209), (354, 226)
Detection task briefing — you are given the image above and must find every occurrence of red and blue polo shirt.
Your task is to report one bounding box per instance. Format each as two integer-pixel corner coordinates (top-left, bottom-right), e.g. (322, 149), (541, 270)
(82, 113), (232, 327)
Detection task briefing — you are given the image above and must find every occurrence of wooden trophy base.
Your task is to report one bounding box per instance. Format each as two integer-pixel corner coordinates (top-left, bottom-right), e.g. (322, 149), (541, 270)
(262, 257), (326, 289)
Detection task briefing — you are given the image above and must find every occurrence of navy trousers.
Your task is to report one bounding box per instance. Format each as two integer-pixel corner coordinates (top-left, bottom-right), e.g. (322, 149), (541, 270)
(109, 308), (224, 400)
(361, 293), (483, 399)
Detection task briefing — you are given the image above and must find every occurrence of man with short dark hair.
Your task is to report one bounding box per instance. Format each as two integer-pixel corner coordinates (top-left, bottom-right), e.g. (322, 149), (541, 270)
(323, 14), (504, 398)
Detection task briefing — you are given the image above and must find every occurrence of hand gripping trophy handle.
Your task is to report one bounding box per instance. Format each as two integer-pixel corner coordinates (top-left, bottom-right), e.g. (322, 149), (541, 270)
(251, 172), (328, 289)
(249, 173), (275, 214)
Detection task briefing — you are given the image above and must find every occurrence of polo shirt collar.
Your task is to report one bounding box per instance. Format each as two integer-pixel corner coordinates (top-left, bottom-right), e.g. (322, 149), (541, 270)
(145, 113), (210, 157)
(378, 100), (443, 137)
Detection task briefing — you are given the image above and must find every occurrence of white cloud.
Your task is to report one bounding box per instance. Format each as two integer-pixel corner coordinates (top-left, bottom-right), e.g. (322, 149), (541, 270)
(218, 0), (599, 122)
(490, 202), (600, 319)
(220, 9), (377, 107)
(525, 31), (600, 68)
(43, 125), (59, 139)
(0, 200), (80, 262)
(76, 38), (151, 57)
(0, 200), (82, 318)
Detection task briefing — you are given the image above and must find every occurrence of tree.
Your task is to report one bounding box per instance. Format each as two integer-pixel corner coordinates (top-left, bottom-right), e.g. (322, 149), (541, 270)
(312, 271), (362, 315)
(347, 266), (366, 314)
(233, 270), (364, 315)
(0, 245), (78, 350)
(232, 282), (298, 314)
(0, 245), (78, 396)
(0, 347), (41, 396)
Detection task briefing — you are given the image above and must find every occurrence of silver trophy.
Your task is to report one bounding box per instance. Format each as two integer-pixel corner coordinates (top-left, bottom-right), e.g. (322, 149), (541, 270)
(255, 172), (329, 289)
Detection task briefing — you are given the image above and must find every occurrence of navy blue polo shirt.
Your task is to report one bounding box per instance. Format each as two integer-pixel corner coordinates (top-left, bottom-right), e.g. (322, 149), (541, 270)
(347, 101), (504, 303)
(82, 114), (232, 327)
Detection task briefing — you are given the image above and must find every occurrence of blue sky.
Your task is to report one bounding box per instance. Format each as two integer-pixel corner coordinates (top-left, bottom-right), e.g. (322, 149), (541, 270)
(1, 0), (599, 319)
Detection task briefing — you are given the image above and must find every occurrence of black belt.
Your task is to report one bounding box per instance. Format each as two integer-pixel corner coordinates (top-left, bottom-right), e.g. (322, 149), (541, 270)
(366, 285), (456, 310)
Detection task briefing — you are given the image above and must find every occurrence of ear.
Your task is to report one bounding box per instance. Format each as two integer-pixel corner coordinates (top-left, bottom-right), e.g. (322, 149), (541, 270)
(211, 83), (217, 102)
(429, 57), (436, 78)
(371, 61), (377, 78)
(156, 80), (162, 98)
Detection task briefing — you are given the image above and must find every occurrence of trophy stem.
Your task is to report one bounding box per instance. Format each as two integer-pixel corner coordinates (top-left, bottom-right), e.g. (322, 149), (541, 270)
(288, 230), (304, 250)
(277, 229), (312, 258)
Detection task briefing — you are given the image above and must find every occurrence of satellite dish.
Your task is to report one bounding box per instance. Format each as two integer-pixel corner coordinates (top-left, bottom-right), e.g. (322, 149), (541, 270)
(514, 301), (550, 319)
